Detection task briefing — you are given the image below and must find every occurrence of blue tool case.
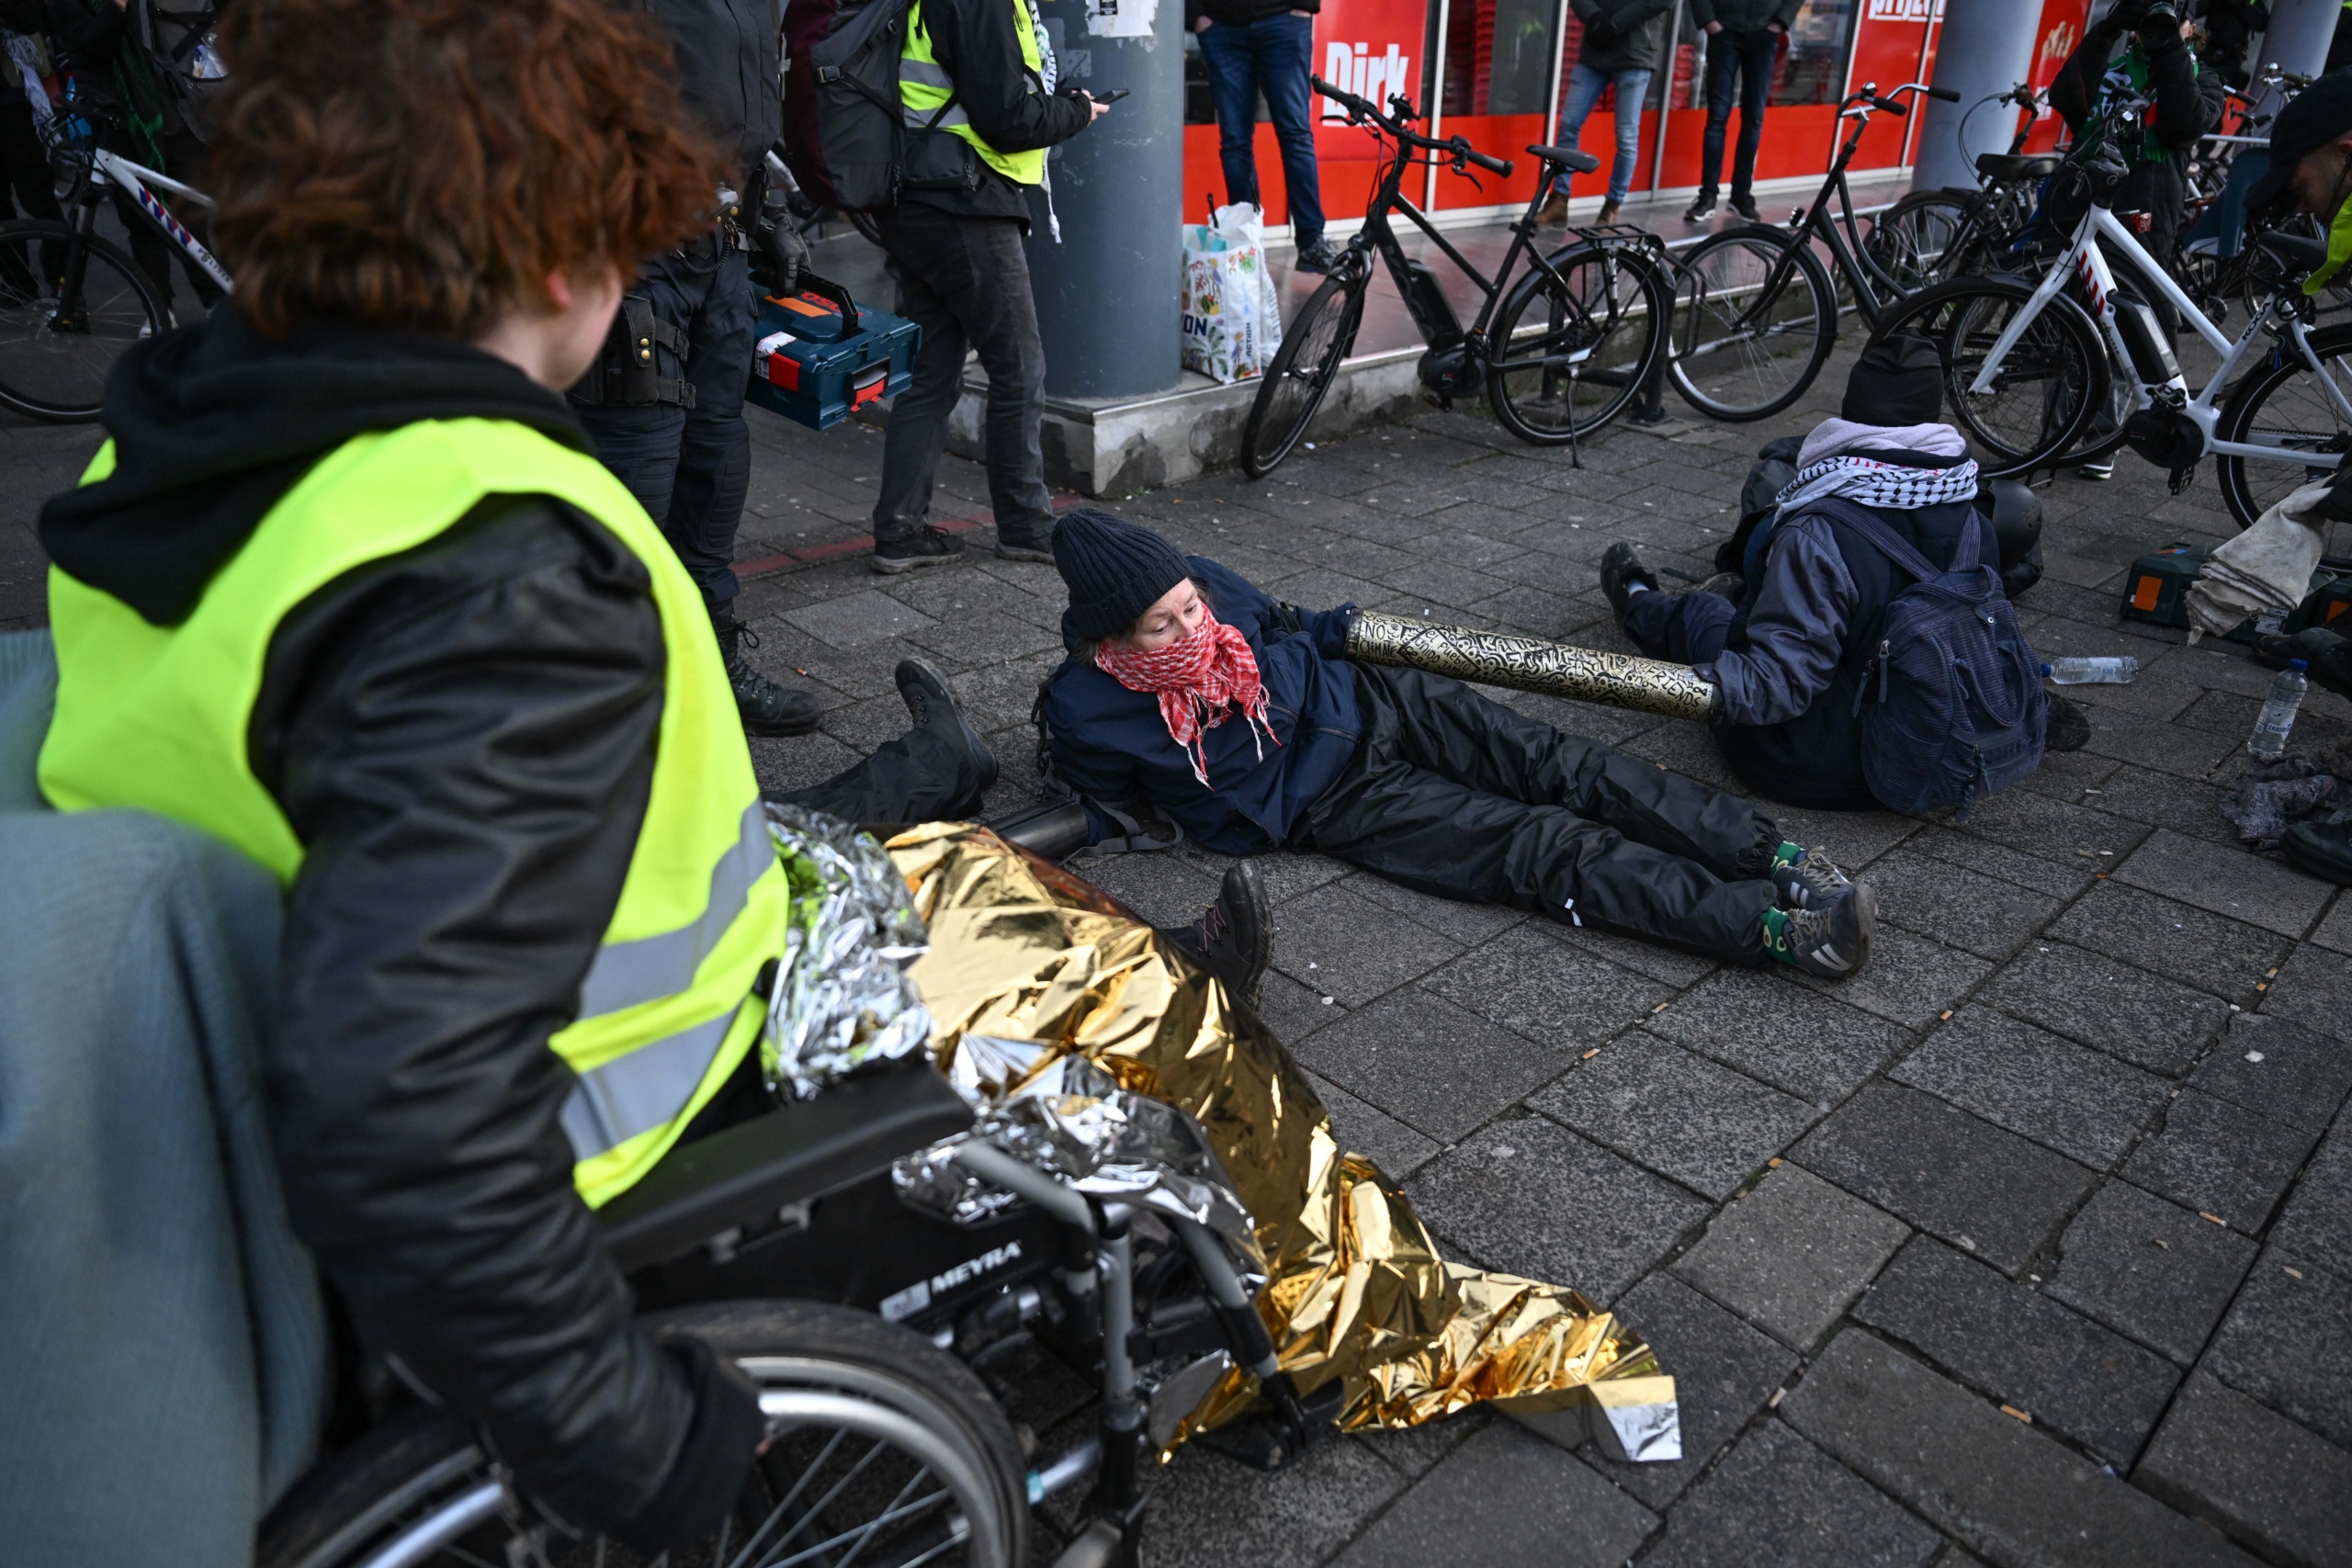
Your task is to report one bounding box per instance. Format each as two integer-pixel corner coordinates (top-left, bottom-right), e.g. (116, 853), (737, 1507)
(743, 274), (918, 431)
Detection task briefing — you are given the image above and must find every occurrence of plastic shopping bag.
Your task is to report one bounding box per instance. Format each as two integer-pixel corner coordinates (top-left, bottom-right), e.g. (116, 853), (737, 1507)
(1180, 202), (1283, 384)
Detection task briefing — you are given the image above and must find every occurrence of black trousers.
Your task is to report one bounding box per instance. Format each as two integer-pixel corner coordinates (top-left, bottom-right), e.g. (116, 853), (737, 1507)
(768, 722), (989, 826)
(1294, 665), (1781, 964)
(0, 99), (60, 226)
(871, 206), (1055, 550)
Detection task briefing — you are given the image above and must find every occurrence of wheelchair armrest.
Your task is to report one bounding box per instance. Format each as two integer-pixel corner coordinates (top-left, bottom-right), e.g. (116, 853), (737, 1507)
(599, 1064), (973, 1273)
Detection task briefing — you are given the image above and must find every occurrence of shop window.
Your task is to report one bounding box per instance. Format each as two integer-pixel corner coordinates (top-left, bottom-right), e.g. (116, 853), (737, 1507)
(1442, 0), (1561, 118)
(1556, 7), (1677, 111)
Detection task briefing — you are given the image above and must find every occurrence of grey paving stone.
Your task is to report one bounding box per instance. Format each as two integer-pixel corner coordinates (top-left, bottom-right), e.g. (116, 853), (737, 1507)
(1069, 852), (1221, 929)
(1270, 882), (1464, 1006)
(1866, 850), (2064, 961)
(2113, 829), (2336, 938)
(2188, 1013), (2352, 1134)
(1128, 1422), (1408, 1568)
(1792, 1085), (2098, 1277)
(1419, 925), (1670, 1050)
(1781, 1331), (2259, 1568)
(1852, 1237), (2181, 1466)
(2085, 765), (2245, 849)
(1792, 925), (1995, 1032)
(1647, 969), (1913, 1103)
(2122, 1090), (2321, 1235)
(2081, 710), (2245, 779)
(2018, 746), (2127, 804)
(2134, 1372), (2352, 1568)
(1765, 806), (1924, 872)
(1307, 1070), (1442, 1181)
(1548, 920), (1724, 987)
(780, 588), (938, 647)
(2048, 884), (2290, 1000)
(1531, 1035), (1819, 1200)
(1342, 872), (1527, 947)
(1330, 1421), (1657, 1568)
(2307, 890), (2352, 954)
(1290, 989), (1563, 1143)
(1975, 942), (2232, 1077)
(2259, 942), (2352, 1043)
(1942, 784), (2154, 865)
(1571, 1272), (1796, 1509)
(1641, 1420), (1943, 1568)
(2203, 1253), (2352, 1453)
(1890, 1007), (2171, 1167)
(1668, 1162), (1910, 1351)
(1256, 969), (1346, 1043)
(1408, 1119), (1712, 1302)
(2269, 1130), (2352, 1280)
(1349, 1407), (1488, 1483)
(2046, 1179), (2257, 1365)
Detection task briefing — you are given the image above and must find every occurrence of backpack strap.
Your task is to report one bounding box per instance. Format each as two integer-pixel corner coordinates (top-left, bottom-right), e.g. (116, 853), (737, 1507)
(1029, 665), (1183, 857)
(1801, 494), (1982, 584)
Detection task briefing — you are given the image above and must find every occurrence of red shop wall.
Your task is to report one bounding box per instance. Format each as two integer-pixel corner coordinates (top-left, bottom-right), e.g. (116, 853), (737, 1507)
(1843, 0), (1942, 172)
(2023, 0), (2095, 152)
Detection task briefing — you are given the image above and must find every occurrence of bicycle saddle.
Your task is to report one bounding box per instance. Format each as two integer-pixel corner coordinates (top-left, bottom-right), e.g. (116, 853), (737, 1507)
(1974, 152), (2061, 182)
(1526, 142), (1601, 175)
(2253, 231), (2331, 276)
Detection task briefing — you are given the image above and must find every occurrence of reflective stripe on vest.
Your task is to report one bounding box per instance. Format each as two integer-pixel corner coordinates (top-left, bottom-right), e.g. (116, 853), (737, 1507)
(899, 0), (1047, 186)
(40, 420), (787, 1210)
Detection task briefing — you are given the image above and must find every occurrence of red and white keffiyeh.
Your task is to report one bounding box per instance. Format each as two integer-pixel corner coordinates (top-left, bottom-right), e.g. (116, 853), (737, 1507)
(1093, 607), (1280, 786)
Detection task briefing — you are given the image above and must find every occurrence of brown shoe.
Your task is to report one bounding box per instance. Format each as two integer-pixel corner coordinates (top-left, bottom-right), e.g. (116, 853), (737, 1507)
(1597, 198), (1622, 226)
(1532, 190), (1569, 227)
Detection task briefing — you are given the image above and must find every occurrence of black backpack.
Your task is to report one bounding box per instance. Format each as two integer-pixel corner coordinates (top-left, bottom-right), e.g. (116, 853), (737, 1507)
(782, 0), (928, 212)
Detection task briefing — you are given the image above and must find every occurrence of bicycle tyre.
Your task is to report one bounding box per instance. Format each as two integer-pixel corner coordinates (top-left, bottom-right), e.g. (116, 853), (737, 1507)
(1241, 266), (1364, 479)
(2215, 321), (2352, 530)
(1868, 274), (2109, 479)
(1863, 189), (1975, 294)
(1486, 242), (1668, 445)
(1668, 224), (1837, 422)
(0, 219), (169, 423)
(257, 1300), (1031, 1568)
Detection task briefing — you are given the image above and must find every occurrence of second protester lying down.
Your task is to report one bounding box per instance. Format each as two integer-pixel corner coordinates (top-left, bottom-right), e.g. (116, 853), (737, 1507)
(1037, 509), (1876, 977)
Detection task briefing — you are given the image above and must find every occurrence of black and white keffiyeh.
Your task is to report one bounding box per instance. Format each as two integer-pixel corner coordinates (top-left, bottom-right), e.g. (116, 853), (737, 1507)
(1773, 451), (1981, 515)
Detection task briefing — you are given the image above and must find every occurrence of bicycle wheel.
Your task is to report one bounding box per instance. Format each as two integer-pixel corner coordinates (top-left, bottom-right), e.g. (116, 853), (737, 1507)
(1864, 189), (1974, 293)
(1668, 225), (1837, 422)
(0, 219), (169, 423)
(1871, 274), (2109, 479)
(1242, 265), (1363, 479)
(1486, 242), (1668, 444)
(258, 1301), (1031, 1568)
(2215, 321), (2352, 530)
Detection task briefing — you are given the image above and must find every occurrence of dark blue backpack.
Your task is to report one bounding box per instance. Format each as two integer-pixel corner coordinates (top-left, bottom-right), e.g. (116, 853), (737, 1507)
(1814, 496), (2047, 818)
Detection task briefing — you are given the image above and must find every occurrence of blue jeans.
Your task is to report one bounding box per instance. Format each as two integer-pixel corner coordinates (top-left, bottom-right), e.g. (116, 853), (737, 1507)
(1551, 63), (1651, 205)
(1699, 28), (1780, 204)
(1198, 15), (1326, 248)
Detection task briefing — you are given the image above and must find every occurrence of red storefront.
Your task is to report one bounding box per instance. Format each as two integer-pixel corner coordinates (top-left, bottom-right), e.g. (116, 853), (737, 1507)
(1181, 0), (2098, 231)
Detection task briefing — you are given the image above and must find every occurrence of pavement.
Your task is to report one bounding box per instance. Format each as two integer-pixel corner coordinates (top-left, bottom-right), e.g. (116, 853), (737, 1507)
(6, 314), (2352, 1568)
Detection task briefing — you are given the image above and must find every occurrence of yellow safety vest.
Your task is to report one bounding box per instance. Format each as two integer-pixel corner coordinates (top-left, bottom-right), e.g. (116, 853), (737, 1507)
(2309, 190), (2352, 297)
(899, 0), (1049, 186)
(40, 418), (786, 1208)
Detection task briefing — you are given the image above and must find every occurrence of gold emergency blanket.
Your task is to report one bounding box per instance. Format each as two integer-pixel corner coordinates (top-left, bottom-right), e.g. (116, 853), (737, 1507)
(1346, 608), (1720, 722)
(886, 822), (1677, 1454)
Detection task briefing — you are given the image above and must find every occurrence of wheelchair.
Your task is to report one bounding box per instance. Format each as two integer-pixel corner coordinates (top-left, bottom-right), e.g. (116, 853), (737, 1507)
(260, 1039), (1340, 1568)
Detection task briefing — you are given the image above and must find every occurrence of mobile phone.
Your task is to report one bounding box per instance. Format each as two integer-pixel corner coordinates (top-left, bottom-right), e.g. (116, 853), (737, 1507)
(1092, 89), (1130, 104)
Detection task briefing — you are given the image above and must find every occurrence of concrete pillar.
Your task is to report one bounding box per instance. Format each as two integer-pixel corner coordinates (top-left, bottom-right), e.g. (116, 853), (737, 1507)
(1914, 0), (2041, 192)
(2252, 0), (2339, 120)
(1025, 0), (1186, 400)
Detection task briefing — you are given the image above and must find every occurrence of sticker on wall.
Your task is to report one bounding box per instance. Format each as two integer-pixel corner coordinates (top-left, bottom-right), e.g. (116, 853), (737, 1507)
(1083, 0), (1155, 39)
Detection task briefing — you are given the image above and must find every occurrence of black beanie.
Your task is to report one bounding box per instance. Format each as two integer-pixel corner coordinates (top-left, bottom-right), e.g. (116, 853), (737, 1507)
(1842, 333), (1944, 426)
(1053, 508), (1193, 642)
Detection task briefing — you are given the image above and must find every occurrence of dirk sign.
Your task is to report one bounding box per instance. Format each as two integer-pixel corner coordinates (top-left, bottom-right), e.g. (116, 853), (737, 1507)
(1313, 0), (1423, 150)
(1321, 39), (1410, 117)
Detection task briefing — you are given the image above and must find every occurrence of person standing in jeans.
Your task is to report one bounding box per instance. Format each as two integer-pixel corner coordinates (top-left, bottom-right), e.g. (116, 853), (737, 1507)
(1533, 0), (1670, 228)
(1685, 0), (1797, 222)
(872, 0), (1103, 572)
(1191, 1), (1336, 273)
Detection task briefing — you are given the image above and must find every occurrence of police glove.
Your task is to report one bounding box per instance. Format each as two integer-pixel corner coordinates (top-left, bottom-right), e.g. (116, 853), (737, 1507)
(754, 217), (815, 297)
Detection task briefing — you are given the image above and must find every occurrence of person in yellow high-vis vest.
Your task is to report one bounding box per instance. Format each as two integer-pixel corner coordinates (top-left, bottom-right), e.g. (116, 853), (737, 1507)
(30, 0), (836, 1551)
(867, 0), (1104, 572)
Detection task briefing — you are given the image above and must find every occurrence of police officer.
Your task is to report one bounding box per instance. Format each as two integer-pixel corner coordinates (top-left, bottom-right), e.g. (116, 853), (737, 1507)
(869, 0), (1103, 573)
(571, 0), (821, 736)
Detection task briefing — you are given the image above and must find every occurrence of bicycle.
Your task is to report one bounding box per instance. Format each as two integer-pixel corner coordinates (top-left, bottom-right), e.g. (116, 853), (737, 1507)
(1868, 88), (2345, 527)
(1667, 79), (1962, 423)
(1861, 85), (2055, 292)
(1239, 75), (1672, 479)
(0, 136), (229, 423)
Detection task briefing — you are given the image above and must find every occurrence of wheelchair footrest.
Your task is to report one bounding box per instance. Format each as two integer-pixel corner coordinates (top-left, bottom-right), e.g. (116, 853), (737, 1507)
(1193, 1376), (1344, 1472)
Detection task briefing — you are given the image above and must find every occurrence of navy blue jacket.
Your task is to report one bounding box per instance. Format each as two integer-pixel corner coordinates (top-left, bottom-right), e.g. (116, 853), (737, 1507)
(1041, 557), (1362, 854)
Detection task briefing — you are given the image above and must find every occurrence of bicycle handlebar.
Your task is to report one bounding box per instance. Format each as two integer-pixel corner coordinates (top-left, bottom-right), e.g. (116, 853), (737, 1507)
(1311, 75), (1515, 178)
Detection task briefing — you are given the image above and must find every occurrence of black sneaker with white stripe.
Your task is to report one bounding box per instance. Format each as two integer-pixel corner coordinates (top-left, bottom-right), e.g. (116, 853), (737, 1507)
(1770, 845), (1852, 910)
(1781, 884), (1876, 979)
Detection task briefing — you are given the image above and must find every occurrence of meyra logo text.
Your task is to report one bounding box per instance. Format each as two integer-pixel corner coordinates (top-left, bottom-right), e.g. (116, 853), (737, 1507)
(877, 1241), (1025, 1322)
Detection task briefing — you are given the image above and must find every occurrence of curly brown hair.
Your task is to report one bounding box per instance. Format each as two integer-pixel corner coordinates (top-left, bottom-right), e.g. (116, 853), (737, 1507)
(209, 0), (722, 339)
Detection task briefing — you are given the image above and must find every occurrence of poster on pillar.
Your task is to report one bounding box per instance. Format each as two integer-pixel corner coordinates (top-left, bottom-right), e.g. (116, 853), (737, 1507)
(1842, 0), (1942, 170)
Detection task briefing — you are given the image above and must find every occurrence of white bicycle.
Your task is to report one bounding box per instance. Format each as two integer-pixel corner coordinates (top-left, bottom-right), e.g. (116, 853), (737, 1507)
(1868, 89), (2346, 529)
(0, 128), (231, 423)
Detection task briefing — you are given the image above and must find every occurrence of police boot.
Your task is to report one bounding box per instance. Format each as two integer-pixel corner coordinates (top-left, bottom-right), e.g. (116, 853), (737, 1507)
(709, 603), (822, 737)
(895, 658), (997, 792)
(1159, 862), (1272, 1010)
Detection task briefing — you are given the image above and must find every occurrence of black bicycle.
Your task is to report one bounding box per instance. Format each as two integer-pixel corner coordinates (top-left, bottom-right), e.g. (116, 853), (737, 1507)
(1668, 79), (1961, 423)
(1240, 76), (1673, 479)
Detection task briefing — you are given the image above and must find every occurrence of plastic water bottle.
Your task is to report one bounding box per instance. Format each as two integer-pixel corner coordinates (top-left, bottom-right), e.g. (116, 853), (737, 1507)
(2248, 660), (2310, 761)
(2042, 656), (2139, 685)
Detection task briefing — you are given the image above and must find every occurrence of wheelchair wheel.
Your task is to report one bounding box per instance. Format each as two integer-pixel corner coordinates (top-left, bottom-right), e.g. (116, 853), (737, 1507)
(259, 1301), (1031, 1568)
